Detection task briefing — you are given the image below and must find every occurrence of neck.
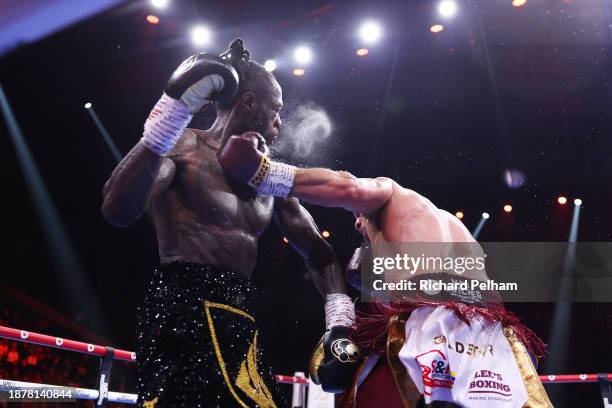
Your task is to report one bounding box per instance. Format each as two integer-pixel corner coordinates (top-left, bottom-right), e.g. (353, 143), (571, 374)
(207, 109), (246, 148)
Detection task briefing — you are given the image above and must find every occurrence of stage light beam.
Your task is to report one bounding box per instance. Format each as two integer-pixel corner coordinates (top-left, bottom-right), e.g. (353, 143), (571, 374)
(322, 230), (331, 238)
(512, 0), (527, 7)
(294, 46), (313, 65)
(84, 102), (92, 109)
(359, 21), (382, 45)
(356, 48), (369, 56)
(472, 212), (490, 239)
(503, 204), (512, 213)
(574, 198), (582, 206)
(557, 196), (568, 205)
(293, 68), (305, 76)
(191, 26), (211, 46)
(438, 0), (458, 18)
(263, 59), (277, 72)
(430, 24), (445, 33)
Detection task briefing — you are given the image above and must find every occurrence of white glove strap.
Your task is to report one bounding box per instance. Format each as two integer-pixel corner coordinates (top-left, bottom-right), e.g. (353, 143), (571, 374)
(248, 156), (297, 198)
(141, 93), (192, 156)
(180, 74), (224, 114)
(325, 294), (355, 330)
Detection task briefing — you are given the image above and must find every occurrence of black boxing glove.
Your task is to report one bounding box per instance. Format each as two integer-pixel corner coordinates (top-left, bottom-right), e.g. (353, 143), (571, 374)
(309, 326), (361, 393)
(165, 53), (239, 113)
(141, 53), (239, 156)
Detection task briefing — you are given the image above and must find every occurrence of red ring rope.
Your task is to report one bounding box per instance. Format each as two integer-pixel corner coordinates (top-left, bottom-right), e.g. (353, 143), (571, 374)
(0, 325), (135, 362)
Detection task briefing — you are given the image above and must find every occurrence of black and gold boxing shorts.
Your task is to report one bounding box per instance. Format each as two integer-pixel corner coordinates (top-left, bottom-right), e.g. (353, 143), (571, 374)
(135, 261), (284, 407)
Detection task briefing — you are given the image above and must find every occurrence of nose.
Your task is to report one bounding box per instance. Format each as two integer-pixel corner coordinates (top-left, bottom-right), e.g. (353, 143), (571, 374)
(274, 115), (282, 131)
(354, 218), (362, 231)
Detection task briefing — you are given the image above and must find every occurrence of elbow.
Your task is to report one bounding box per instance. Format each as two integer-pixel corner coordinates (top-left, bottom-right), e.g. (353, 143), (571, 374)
(308, 237), (335, 265)
(101, 199), (137, 228)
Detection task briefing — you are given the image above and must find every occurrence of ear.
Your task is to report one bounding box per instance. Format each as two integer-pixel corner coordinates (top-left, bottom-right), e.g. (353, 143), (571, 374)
(238, 91), (256, 112)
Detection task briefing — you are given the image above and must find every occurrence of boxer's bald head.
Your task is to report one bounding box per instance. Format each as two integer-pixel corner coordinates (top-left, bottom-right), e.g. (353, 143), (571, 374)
(216, 39), (283, 145)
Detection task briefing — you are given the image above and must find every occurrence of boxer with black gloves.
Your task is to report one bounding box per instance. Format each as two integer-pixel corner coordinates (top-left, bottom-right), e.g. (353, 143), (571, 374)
(102, 39), (348, 407)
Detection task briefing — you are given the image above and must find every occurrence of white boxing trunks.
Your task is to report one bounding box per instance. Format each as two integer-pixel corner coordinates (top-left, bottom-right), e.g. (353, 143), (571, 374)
(399, 306), (551, 407)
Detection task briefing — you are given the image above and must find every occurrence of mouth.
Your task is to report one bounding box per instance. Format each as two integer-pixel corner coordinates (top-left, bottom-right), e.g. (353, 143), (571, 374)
(267, 132), (279, 144)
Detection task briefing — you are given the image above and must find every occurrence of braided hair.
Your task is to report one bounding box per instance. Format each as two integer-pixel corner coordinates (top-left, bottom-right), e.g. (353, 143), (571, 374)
(217, 39), (277, 111)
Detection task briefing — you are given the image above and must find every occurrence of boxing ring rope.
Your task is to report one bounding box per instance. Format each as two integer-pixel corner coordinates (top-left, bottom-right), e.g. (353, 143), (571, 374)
(0, 325), (135, 361)
(0, 378), (137, 404)
(1, 324), (610, 406)
(275, 373), (612, 385)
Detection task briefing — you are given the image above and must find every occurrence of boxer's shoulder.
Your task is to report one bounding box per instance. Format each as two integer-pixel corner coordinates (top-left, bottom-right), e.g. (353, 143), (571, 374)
(165, 128), (201, 158)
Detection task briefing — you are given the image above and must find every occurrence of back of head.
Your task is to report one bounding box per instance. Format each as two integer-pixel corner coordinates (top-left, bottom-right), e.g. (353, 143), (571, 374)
(216, 39), (278, 112)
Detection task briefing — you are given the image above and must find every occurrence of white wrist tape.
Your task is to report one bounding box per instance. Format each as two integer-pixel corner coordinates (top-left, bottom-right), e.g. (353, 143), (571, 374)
(141, 93), (193, 156)
(325, 293), (355, 330)
(247, 155), (297, 198)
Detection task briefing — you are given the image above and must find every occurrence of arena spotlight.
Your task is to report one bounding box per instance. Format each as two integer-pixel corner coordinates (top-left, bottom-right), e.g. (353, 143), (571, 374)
(512, 0), (527, 7)
(146, 15), (160, 24)
(191, 25), (211, 46)
(482, 212), (490, 219)
(293, 68), (305, 76)
(557, 196), (568, 205)
(356, 48), (369, 56)
(438, 0), (458, 18)
(321, 230), (331, 238)
(151, 0), (168, 9)
(455, 211), (464, 219)
(282, 237), (289, 244)
(358, 21), (382, 45)
(430, 24), (445, 33)
(574, 198), (582, 206)
(84, 102), (92, 109)
(503, 204), (513, 213)
(294, 46), (313, 65)
(263, 59), (277, 72)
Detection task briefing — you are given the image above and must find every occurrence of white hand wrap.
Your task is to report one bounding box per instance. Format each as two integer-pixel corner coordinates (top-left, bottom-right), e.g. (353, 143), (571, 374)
(247, 155), (297, 198)
(141, 93), (193, 156)
(325, 294), (355, 330)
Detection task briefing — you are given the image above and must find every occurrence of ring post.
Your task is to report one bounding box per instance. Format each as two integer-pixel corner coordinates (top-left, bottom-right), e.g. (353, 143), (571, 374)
(291, 371), (306, 408)
(598, 373), (612, 408)
(96, 346), (115, 407)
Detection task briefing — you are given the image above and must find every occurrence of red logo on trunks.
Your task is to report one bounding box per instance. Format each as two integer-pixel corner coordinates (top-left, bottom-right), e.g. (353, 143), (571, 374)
(415, 350), (456, 396)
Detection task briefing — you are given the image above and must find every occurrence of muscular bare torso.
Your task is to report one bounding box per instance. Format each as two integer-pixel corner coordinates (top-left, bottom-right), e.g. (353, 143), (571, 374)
(152, 129), (274, 278)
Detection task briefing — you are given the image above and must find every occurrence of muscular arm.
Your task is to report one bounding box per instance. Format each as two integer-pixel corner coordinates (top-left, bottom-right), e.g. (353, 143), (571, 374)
(291, 168), (393, 215)
(101, 141), (175, 227)
(273, 197), (346, 296)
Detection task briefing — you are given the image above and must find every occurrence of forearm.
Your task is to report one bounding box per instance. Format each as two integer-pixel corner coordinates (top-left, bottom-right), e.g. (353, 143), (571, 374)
(291, 168), (357, 210)
(101, 142), (164, 227)
(305, 244), (346, 297)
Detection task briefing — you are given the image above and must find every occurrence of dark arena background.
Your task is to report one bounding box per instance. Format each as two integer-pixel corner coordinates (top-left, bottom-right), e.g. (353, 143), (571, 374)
(1, 0), (612, 407)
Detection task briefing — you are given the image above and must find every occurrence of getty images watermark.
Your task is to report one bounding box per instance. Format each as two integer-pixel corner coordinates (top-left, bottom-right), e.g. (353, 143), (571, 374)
(359, 242), (612, 303)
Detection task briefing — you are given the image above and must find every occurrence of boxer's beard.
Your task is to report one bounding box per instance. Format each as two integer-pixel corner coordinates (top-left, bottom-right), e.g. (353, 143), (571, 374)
(250, 108), (270, 140)
(230, 107), (269, 142)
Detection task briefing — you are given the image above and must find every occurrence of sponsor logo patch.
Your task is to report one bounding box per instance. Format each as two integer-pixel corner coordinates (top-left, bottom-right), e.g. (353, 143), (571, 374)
(415, 350), (456, 396)
(468, 369), (513, 400)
